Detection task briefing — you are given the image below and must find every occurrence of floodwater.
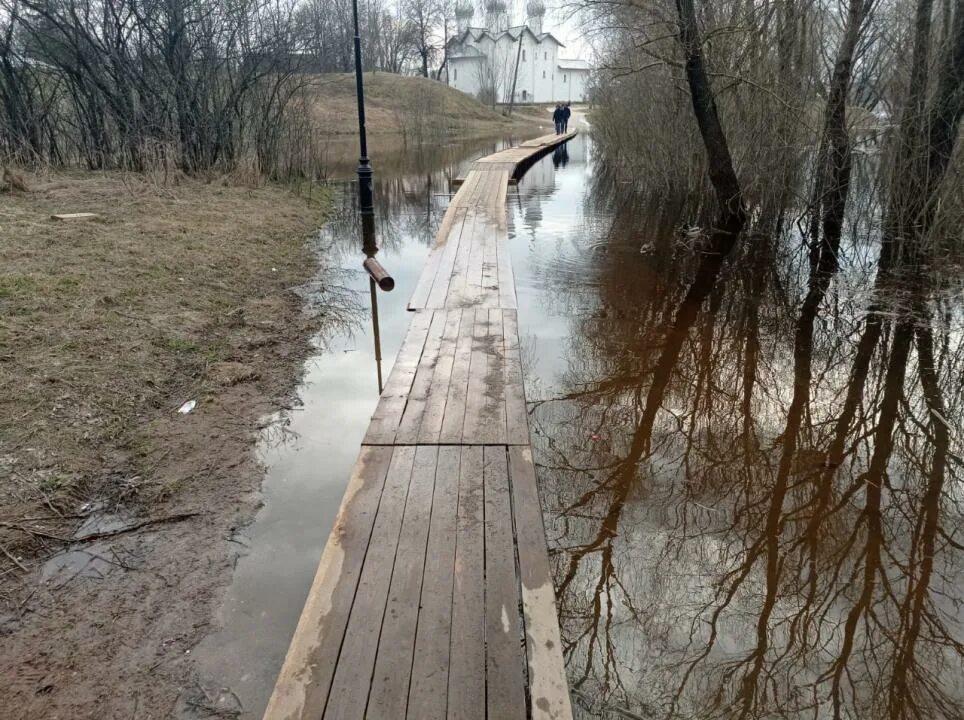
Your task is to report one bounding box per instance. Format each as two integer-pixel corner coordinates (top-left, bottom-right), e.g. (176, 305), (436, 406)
(189, 126), (964, 719)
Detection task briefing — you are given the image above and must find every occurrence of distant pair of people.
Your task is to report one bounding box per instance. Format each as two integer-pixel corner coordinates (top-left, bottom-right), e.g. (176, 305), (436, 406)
(553, 103), (571, 134)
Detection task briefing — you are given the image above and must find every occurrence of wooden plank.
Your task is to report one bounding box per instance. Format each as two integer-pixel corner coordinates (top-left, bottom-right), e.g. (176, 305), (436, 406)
(487, 310), (509, 444)
(480, 224), (501, 308)
(407, 446), (461, 720)
(462, 310), (507, 444)
(483, 446), (527, 720)
(496, 221), (517, 309)
(503, 310), (529, 443)
(460, 308), (491, 444)
(263, 446), (395, 720)
(417, 311), (463, 444)
(439, 308), (474, 443)
(325, 446), (418, 720)
(508, 447), (574, 720)
(489, 170), (510, 214)
(443, 212), (476, 308)
(446, 446), (485, 720)
(394, 311), (448, 443)
(367, 446), (439, 719)
(363, 311), (433, 444)
(460, 211), (487, 306)
(451, 171), (482, 208)
(425, 210), (469, 309)
(409, 206), (468, 310)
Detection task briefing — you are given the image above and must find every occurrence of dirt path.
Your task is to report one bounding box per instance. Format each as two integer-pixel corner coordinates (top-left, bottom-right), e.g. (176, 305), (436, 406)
(0, 171), (343, 718)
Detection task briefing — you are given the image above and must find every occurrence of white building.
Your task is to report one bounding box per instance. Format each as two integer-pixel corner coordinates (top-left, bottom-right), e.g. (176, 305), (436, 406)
(446, 1), (590, 105)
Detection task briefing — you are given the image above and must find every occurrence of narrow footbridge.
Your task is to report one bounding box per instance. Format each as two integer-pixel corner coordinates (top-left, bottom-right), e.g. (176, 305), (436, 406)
(265, 131), (578, 720)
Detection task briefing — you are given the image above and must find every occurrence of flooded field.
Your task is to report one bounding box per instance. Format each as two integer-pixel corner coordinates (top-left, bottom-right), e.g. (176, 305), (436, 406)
(190, 129), (963, 719)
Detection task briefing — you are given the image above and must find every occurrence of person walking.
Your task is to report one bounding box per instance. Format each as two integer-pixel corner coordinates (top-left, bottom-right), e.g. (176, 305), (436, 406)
(552, 104), (563, 134)
(562, 103), (571, 132)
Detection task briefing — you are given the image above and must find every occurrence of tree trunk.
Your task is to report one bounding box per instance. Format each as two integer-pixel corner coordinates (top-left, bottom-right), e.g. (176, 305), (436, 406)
(674, 0), (746, 248)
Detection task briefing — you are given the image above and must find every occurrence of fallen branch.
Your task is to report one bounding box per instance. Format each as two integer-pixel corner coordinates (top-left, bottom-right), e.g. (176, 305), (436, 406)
(72, 512), (200, 543)
(1, 511), (200, 546)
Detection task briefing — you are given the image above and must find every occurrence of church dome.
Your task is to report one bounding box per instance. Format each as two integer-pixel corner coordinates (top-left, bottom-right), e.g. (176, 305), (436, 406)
(484, 0), (507, 14)
(455, 1), (474, 19)
(526, 0), (546, 16)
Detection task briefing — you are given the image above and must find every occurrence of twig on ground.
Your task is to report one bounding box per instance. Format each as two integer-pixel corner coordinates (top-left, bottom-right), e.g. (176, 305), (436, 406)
(73, 512), (200, 543)
(0, 541), (28, 571)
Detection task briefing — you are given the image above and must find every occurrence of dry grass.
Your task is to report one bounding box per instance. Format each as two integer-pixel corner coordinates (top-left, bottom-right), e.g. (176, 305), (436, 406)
(0, 170), (332, 558)
(307, 72), (543, 136)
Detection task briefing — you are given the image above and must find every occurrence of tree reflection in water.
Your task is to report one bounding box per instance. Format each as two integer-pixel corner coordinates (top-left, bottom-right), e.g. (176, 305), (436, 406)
(532, 170), (964, 719)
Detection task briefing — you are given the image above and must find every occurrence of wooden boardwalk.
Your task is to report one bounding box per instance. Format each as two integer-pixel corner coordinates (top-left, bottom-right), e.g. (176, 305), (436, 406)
(264, 131), (577, 720)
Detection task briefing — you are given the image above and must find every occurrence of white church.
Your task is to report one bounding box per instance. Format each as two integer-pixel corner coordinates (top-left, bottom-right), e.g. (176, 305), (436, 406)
(446, 1), (591, 105)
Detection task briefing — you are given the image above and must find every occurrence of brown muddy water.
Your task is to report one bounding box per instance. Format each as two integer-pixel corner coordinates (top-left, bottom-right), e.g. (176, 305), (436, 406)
(187, 130), (964, 719)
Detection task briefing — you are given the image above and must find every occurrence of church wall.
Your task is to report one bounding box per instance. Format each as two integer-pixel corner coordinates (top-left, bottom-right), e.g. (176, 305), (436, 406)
(446, 27), (587, 105)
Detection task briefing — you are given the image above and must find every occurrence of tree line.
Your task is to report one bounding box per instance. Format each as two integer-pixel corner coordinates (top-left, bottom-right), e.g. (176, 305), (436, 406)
(0, 0), (458, 175)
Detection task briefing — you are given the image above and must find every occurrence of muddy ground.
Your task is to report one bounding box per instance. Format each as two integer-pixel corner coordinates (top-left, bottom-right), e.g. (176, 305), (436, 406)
(0, 170), (339, 718)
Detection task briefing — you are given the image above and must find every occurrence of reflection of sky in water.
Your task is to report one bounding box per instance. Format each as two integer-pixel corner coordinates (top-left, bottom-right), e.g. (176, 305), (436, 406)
(508, 135), (964, 718)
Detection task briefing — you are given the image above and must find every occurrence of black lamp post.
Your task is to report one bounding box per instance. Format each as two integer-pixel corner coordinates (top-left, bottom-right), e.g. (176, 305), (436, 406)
(352, 0), (373, 214)
(352, 0), (394, 293)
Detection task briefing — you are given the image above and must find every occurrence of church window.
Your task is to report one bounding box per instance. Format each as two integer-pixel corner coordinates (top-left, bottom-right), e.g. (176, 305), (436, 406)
(563, 74), (567, 83)
(544, 51), (547, 60)
(522, 49), (526, 61)
(542, 70), (546, 78)
(454, 68), (458, 81)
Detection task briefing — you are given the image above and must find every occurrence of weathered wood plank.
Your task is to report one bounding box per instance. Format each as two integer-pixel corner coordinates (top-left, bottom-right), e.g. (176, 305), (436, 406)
(486, 309), (509, 444)
(407, 446), (461, 720)
(508, 446), (574, 720)
(462, 310), (508, 444)
(483, 446), (528, 720)
(262, 446), (394, 720)
(461, 308), (492, 445)
(446, 446), (485, 720)
(480, 222), (501, 308)
(363, 311), (433, 444)
(324, 446), (417, 720)
(461, 210), (487, 307)
(451, 171), (482, 208)
(439, 308), (474, 443)
(425, 210), (469, 309)
(417, 311), (463, 444)
(444, 211), (477, 308)
(503, 310), (529, 443)
(367, 446), (439, 719)
(496, 224), (517, 310)
(394, 311), (448, 443)
(409, 206), (468, 310)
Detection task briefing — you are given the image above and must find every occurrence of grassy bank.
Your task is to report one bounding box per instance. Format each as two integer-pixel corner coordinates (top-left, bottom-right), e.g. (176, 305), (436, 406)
(309, 73), (549, 138)
(0, 170), (342, 717)
(0, 171), (334, 553)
